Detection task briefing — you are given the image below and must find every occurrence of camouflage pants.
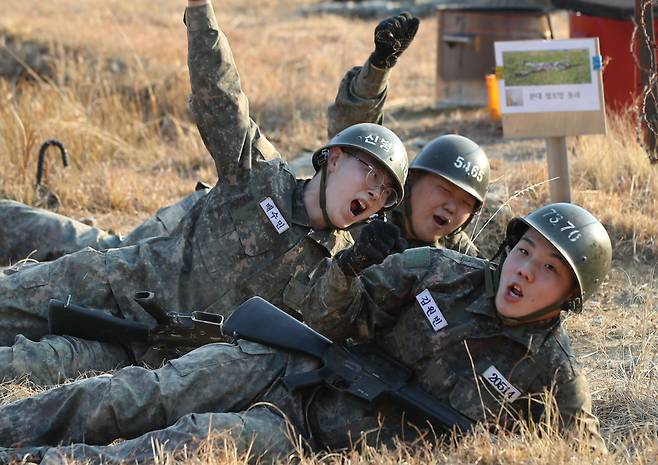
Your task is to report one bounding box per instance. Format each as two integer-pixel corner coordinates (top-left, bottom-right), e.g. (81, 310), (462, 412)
(0, 342), (298, 464)
(0, 246), (135, 384)
(1, 408), (292, 465)
(0, 248), (120, 346)
(0, 334), (132, 385)
(0, 188), (208, 266)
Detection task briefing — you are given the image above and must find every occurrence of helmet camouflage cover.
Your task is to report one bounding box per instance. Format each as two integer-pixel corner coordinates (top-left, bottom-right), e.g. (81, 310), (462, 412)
(505, 203), (612, 312)
(312, 123), (409, 207)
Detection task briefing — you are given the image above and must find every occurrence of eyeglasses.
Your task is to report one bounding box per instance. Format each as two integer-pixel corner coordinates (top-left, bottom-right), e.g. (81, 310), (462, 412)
(350, 153), (399, 208)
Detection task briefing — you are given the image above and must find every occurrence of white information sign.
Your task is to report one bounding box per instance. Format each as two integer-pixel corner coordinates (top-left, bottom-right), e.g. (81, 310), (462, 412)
(495, 38), (602, 114)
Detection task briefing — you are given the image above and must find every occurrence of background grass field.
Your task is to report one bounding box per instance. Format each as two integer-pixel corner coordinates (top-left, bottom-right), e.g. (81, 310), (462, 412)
(504, 49), (591, 86)
(0, 1), (657, 464)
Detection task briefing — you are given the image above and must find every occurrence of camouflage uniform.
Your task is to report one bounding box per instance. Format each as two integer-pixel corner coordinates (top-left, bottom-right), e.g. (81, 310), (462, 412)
(0, 188), (208, 266)
(0, 3), (353, 385)
(0, 37), (479, 269)
(301, 247), (606, 450)
(334, 61), (480, 257)
(0, 250), (605, 465)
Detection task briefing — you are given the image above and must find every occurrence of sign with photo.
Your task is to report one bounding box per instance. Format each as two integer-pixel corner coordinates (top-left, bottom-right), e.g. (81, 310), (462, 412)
(493, 37), (606, 203)
(495, 38), (602, 114)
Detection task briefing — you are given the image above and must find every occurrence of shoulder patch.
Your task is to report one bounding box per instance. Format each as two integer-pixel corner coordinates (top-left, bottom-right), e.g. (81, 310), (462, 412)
(402, 246), (432, 269)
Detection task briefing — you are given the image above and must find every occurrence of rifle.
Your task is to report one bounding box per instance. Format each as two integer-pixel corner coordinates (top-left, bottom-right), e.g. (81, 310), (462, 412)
(49, 294), (473, 433)
(223, 296), (473, 434)
(48, 291), (226, 350)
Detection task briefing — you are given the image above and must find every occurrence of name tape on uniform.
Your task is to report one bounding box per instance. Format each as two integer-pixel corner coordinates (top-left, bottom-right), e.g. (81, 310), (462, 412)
(259, 197), (290, 234)
(415, 289), (448, 332)
(482, 365), (522, 402)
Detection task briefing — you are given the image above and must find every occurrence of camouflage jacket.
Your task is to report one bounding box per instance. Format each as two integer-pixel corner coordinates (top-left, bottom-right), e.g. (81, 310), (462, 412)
(301, 247), (605, 450)
(100, 3), (353, 321)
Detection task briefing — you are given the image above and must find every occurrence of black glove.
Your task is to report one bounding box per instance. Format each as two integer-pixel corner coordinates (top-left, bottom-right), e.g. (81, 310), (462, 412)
(337, 220), (407, 276)
(369, 12), (420, 69)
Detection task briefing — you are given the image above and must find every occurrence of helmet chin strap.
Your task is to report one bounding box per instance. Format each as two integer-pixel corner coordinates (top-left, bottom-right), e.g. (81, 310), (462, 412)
(319, 162), (339, 230)
(498, 304), (563, 326)
(447, 198), (482, 238)
(402, 180), (421, 240)
(446, 211), (475, 238)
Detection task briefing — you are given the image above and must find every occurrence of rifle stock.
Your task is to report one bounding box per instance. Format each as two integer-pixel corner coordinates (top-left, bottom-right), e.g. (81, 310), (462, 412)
(48, 296), (226, 349)
(223, 297), (332, 359)
(48, 299), (151, 344)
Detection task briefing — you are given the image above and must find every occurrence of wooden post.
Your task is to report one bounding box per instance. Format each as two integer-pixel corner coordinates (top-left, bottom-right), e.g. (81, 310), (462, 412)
(545, 136), (571, 203)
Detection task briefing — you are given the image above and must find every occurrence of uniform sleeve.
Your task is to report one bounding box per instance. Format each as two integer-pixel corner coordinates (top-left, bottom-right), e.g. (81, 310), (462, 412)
(302, 248), (431, 341)
(444, 231), (481, 258)
(185, 3), (257, 181)
(327, 58), (391, 138)
(554, 370), (607, 453)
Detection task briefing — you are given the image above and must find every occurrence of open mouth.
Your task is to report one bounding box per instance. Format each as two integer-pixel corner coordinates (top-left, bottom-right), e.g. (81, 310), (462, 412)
(433, 214), (450, 227)
(350, 199), (367, 217)
(509, 284), (523, 298)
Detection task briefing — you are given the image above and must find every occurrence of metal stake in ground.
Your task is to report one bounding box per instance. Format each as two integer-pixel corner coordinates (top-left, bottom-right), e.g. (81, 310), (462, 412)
(35, 139), (70, 209)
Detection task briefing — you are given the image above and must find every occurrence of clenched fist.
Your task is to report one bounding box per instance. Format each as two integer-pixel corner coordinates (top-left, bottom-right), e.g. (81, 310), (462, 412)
(369, 12), (420, 69)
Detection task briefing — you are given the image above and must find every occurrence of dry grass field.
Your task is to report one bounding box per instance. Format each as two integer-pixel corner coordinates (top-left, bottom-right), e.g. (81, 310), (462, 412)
(0, 0), (657, 464)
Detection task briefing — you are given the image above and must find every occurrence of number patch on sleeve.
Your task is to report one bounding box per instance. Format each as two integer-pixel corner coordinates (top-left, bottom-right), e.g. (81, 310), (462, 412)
(482, 366), (522, 402)
(415, 289), (448, 332)
(259, 197), (290, 234)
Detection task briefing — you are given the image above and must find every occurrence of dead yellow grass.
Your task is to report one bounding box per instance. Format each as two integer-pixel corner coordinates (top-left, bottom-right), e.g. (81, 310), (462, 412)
(0, 0), (436, 231)
(497, 111), (658, 261)
(0, 1), (657, 464)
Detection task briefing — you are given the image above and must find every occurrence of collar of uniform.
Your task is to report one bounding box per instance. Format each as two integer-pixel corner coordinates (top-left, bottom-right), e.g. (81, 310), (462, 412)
(291, 179), (312, 228)
(388, 207), (440, 249)
(499, 316), (560, 354)
(464, 294), (498, 320)
(464, 298), (559, 354)
(291, 179), (354, 255)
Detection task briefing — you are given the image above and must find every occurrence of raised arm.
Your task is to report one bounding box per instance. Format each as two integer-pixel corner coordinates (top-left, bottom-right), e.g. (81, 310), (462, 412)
(327, 13), (419, 138)
(327, 59), (390, 139)
(185, 0), (254, 180)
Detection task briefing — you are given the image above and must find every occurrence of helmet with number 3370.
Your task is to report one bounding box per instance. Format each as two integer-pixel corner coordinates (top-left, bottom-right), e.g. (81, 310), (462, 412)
(505, 203), (612, 312)
(410, 134), (490, 209)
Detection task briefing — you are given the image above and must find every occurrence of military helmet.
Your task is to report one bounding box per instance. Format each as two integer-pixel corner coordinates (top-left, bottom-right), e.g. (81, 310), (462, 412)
(312, 123), (409, 206)
(505, 203), (612, 312)
(410, 134), (489, 207)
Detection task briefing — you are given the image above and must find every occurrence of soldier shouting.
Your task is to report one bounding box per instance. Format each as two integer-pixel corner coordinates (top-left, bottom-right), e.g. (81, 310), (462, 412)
(0, 0), (408, 385)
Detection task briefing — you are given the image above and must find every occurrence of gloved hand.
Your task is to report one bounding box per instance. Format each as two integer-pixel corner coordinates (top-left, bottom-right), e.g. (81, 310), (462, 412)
(337, 220), (407, 276)
(369, 12), (420, 69)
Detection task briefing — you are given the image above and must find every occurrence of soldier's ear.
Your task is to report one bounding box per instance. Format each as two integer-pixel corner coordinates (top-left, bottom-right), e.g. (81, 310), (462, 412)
(326, 147), (343, 174)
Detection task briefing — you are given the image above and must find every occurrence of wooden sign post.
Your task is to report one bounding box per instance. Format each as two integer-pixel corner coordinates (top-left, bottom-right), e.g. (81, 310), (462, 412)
(494, 38), (607, 203)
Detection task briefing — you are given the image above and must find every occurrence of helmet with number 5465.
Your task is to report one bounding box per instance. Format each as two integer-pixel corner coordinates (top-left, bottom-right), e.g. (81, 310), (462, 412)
(410, 134), (490, 209)
(505, 203), (612, 312)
